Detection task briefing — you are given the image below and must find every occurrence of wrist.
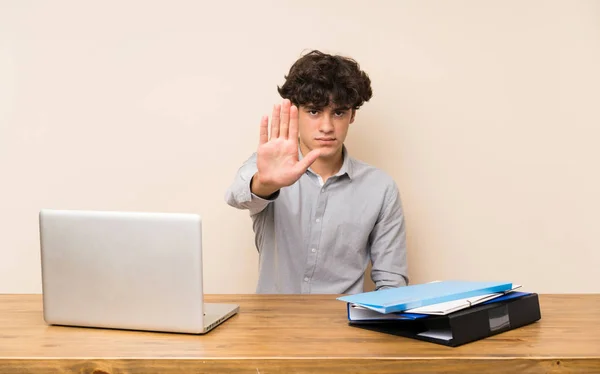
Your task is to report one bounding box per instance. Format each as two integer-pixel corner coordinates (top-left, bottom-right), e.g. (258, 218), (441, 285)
(251, 173), (279, 198)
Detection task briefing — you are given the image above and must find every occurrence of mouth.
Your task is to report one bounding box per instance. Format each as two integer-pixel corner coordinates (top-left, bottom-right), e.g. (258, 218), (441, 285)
(316, 138), (336, 144)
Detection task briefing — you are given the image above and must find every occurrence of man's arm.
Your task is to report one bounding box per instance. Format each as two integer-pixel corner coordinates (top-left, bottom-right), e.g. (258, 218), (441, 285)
(224, 153), (280, 216)
(368, 183), (409, 290)
(225, 99), (320, 216)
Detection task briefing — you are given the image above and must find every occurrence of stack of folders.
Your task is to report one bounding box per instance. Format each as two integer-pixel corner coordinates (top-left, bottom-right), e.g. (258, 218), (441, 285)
(337, 280), (541, 347)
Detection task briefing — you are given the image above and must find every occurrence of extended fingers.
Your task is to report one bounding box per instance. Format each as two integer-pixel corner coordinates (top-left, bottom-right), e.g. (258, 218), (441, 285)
(270, 104), (281, 139)
(259, 115), (268, 145)
(289, 104), (299, 141)
(280, 99), (290, 138)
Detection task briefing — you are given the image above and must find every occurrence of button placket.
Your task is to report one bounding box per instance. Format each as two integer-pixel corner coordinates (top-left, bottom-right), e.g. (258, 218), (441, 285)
(303, 179), (327, 293)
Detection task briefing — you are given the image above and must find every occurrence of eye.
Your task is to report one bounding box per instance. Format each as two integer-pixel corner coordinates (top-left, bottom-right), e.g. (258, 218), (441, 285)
(308, 110), (319, 115)
(334, 111), (347, 117)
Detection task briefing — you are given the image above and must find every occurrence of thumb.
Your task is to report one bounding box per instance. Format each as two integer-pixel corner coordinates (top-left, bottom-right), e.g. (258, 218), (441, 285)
(294, 149), (321, 174)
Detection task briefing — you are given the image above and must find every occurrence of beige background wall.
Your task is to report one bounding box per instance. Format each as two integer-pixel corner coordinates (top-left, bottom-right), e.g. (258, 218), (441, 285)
(1, 0), (599, 294)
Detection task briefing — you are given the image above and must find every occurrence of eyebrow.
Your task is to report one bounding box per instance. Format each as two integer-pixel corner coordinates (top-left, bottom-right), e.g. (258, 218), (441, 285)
(304, 105), (350, 112)
(305, 106), (350, 111)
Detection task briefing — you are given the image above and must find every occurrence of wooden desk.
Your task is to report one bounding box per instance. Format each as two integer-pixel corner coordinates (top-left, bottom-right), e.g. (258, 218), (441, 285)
(0, 294), (599, 373)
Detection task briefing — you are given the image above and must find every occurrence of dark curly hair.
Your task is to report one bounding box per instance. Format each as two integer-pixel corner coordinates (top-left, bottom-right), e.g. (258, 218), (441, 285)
(277, 50), (373, 110)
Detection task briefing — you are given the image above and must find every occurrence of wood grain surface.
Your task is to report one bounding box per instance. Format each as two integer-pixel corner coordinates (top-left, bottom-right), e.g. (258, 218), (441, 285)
(1, 294), (599, 373)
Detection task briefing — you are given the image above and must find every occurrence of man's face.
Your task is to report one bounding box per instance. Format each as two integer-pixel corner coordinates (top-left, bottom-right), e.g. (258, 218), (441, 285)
(297, 104), (355, 160)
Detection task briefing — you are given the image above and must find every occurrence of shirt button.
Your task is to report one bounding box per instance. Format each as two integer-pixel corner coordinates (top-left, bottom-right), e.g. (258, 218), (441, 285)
(304, 277), (309, 282)
(316, 218), (321, 223)
(311, 248), (316, 253)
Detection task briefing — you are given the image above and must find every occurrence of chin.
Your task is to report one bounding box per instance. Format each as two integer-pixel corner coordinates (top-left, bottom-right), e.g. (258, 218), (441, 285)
(316, 147), (339, 159)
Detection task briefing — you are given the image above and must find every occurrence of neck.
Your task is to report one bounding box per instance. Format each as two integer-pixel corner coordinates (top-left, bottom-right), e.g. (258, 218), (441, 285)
(300, 144), (344, 182)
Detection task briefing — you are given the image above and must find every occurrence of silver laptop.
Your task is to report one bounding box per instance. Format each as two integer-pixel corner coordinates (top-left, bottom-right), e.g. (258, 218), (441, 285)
(39, 209), (239, 334)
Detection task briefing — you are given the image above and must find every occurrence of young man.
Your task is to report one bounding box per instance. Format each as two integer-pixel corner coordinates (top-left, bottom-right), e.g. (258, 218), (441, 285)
(225, 50), (408, 294)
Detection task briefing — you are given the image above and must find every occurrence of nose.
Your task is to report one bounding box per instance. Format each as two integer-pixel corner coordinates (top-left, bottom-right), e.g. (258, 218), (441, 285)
(319, 115), (334, 134)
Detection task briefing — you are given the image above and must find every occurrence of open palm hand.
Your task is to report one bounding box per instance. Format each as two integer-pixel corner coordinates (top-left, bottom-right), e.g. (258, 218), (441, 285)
(255, 99), (320, 189)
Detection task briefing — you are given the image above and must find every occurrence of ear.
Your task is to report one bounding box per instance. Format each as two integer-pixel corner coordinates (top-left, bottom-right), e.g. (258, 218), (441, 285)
(350, 109), (356, 124)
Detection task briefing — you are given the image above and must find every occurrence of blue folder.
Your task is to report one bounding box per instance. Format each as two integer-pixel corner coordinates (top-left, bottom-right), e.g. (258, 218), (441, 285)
(346, 291), (532, 322)
(337, 280), (513, 314)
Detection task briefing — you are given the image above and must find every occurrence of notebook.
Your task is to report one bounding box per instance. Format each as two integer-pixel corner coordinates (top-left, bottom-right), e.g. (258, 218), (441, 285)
(347, 287), (525, 322)
(402, 284), (522, 315)
(337, 280), (513, 314)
